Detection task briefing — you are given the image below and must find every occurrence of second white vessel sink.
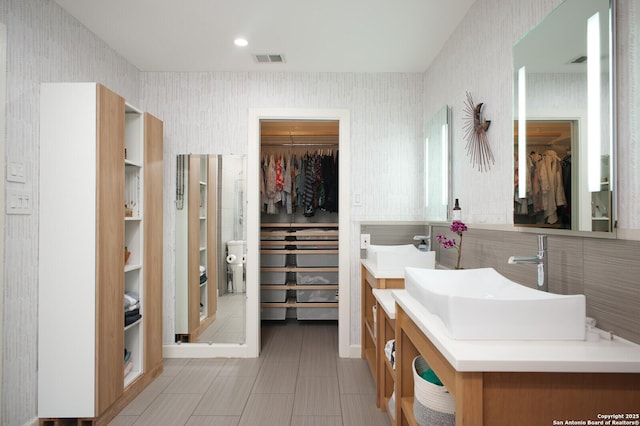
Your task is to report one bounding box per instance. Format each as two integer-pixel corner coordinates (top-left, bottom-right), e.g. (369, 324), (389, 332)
(404, 267), (586, 341)
(366, 244), (435, 270)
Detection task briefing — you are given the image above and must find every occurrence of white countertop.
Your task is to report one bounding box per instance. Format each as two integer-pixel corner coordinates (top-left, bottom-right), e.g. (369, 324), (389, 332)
(392, 289), (640, 373)
(372, 289), (396, 319)
(361, 259), (406, 279)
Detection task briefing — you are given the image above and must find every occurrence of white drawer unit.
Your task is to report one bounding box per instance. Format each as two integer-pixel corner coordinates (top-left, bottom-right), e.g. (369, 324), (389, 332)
(260, 223), (339, 321)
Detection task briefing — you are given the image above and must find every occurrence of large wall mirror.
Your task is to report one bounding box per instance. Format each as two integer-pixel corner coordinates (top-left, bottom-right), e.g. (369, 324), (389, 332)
(424, 105), (451, 221)
(513, 0), (614, 233)
(174, 154), (247, 346)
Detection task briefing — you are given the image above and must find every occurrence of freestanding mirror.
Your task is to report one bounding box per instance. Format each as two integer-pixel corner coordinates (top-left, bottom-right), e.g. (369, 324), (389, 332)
(513, 0), (614, 233)
(424, 105), (451, 221)
(174, 154), (247, 345)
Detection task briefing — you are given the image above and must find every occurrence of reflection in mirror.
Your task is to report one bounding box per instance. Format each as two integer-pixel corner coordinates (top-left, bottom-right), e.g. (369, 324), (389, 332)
(513, 0), (613, 232)
(424, 106), (451, 221)
(175, 154), (246, 344)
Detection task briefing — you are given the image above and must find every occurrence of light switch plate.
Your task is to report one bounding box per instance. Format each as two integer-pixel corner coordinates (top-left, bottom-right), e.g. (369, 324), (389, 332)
(7, 161), (27, 183)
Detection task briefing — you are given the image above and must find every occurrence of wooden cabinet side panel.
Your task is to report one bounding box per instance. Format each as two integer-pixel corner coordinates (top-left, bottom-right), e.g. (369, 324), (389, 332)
(95, 84), (125, 415)
(483, 372), (640, 426)
(143, 112), (164, 372)
(188, 156), (201, 333)
(207, 155), (218, 316)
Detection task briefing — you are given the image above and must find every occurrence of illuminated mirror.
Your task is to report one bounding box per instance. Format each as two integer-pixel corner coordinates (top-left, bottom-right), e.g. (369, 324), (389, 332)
(424, 105), (451, 221)
(513, 0), (614, 233)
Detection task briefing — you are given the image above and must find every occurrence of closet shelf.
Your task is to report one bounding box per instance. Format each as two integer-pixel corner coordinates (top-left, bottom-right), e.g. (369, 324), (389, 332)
(260, 283), (338, 291)
(261, 297), (337, 309)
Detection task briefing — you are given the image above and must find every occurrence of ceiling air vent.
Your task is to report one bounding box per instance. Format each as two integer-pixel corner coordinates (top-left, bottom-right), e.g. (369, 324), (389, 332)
(254, 54), (285, 64)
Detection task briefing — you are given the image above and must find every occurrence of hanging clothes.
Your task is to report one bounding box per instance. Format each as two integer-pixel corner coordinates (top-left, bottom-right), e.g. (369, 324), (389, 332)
(539, 150), (567, 224)
(259, 148), (339, 215)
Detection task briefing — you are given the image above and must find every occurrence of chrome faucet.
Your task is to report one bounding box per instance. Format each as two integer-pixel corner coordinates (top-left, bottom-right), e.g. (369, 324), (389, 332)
(508, 235), (548, 292)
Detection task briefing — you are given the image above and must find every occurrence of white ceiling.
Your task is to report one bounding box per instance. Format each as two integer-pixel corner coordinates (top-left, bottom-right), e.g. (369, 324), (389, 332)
(53, 0), (476, 73)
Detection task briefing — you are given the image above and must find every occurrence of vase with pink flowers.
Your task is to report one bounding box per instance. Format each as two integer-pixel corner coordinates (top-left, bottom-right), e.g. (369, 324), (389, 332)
(435, 221), (468, 269)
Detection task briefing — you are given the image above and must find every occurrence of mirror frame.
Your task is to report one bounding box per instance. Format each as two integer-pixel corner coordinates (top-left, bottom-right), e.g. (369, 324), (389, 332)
(513, 0), (616, 236)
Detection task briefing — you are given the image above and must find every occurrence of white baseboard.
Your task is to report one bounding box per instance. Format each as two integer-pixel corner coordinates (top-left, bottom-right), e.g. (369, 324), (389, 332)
(22, 417), (38, 426)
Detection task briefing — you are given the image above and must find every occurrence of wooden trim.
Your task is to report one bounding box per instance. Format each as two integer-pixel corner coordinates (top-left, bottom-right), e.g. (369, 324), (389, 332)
(187, 155), (201, 333)
(143, 112), (163, 373)
(206, 155), (218, 317)
(260, 267), (339, 273)
(95, 84), (125, 415)
(261, 222), (338, 228)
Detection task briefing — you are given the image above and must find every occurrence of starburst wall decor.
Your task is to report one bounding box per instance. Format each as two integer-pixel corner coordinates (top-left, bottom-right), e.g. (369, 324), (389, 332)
(462, 91), (494, 172)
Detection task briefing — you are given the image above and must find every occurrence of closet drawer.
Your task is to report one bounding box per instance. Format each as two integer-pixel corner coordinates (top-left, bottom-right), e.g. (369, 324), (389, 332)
(296, 253), (338, 267)
(261, 252), (287, 267)
(260, 270), (287, 285)
(296, 289), (338, 303)
(261, 289), (287, 303)
(261, 307), (287, 320)
(297, 307), (338, 320)
(296, 271), (338, 285)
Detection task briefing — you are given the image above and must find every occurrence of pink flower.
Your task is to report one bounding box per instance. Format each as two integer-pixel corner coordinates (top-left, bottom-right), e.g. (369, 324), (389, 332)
(436, 221), (467, 269)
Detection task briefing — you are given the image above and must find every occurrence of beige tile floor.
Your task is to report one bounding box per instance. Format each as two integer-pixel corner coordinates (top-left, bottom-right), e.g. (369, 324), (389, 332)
(197, 293), (246, 344)
(110, 320), (390, 426)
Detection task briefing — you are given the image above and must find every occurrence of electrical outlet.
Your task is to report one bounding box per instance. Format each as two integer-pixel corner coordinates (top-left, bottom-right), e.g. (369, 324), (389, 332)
(360, 233), (370, 249)
(7, 190), (33, 215)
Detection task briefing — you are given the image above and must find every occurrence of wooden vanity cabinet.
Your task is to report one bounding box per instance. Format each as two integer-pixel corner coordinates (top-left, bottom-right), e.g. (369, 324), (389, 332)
(395, 304), (640, 426)
(374, 291), (397, 425)
(361, 264), (403, 408)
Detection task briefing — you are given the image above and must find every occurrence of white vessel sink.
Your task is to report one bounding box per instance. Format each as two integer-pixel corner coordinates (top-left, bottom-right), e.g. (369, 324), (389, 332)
(404, 267), (586, 341)
(366, 244), (436, 270)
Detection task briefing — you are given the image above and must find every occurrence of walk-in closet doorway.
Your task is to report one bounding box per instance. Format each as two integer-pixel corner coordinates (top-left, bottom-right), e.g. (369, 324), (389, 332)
(247, 109), (352, 358)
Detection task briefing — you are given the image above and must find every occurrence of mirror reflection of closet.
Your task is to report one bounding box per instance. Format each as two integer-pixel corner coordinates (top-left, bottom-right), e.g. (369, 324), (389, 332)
(175, 154), (246, 344)
(514, 120), (577, 228)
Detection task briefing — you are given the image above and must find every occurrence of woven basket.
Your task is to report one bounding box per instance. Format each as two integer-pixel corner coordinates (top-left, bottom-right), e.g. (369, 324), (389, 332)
(412, 356), (455, 426)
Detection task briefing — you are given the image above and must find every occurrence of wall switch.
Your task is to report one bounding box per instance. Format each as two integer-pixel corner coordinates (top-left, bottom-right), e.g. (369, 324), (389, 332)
(7, 161), (27, 183)
(7, 190), (33, 215)
(353, 193), (362, 206)
(360, 233), (371, 249)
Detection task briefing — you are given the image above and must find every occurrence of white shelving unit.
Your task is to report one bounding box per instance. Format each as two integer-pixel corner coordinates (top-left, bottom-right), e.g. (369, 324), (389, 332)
(124, 103), (144, 387)
(38, 83), (164, 423)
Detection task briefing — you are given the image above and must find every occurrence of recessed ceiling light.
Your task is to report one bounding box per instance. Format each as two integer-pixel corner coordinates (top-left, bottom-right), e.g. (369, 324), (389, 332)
(234, 38), (248, 47)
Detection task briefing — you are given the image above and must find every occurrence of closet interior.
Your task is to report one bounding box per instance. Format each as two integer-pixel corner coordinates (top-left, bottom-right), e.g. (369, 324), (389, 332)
(259, 120), (340, 322)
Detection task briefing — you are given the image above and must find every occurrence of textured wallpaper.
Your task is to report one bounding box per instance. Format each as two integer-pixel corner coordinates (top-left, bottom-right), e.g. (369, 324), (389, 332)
(140, 71), (425, 343)
(1, 0), (639, 424)
(423, 0), (639, 232)
(1, 1), (139, 424)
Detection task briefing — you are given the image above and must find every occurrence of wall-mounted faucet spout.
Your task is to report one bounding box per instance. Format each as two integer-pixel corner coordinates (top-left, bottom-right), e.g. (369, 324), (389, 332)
(508, 235), (548, 292)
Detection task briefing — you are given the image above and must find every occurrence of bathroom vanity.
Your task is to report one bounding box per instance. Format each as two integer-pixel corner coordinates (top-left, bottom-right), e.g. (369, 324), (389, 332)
(372, 289), (398, 424)
(361, 260), (405, 406)
(360, 247), (435, 411)
(393, 290), (640, 426)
